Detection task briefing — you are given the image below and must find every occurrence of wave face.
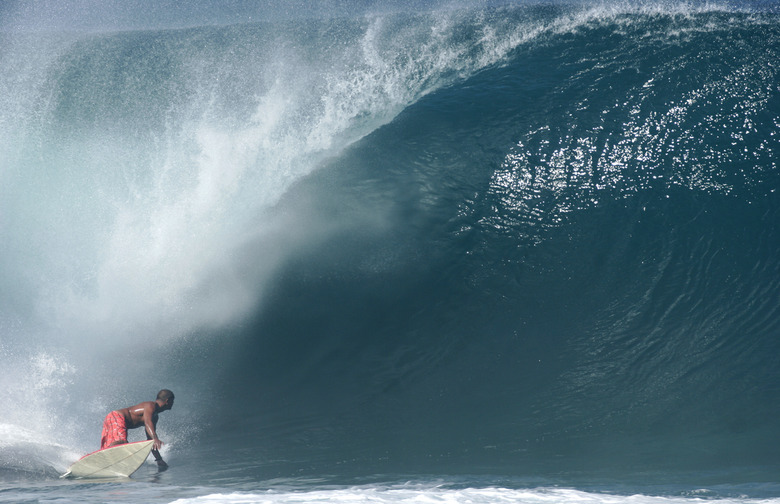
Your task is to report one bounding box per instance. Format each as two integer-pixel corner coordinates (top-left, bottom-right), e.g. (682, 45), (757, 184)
(2, 0), (780, 487)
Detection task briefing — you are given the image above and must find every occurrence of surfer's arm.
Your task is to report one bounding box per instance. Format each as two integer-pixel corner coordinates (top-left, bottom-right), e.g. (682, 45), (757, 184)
(141, 403), (163, 450)
(146, 419), (169, 470)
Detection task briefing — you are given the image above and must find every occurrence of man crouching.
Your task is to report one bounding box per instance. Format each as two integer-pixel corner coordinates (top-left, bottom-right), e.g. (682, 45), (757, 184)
(101, 389), (175, 470)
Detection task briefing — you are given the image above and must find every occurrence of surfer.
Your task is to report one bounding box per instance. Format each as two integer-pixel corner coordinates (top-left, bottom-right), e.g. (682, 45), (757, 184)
(100, 389), (175, 470)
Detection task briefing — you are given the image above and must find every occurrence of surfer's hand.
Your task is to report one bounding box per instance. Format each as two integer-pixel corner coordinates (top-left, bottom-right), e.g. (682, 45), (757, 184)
(153, 439), (164, 451)
(156, 459), (169, 471)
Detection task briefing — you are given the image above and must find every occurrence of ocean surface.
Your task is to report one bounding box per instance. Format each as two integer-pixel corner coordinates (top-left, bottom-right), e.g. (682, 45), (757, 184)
(2, 0), (780, 502)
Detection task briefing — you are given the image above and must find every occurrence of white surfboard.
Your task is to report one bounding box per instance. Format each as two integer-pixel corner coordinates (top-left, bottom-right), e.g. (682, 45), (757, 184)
(61, 440), (154, 479)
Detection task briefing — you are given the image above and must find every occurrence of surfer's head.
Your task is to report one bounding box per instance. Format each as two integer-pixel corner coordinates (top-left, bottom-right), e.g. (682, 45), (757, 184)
(157, 389), (175, 410)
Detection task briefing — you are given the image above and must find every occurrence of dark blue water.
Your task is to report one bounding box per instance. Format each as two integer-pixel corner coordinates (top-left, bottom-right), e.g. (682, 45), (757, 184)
(1, 1), (779, 502)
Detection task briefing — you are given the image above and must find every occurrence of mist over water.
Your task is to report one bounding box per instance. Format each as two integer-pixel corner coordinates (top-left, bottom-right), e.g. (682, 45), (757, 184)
(1, 1), (780, 501)
(1, 2), (548, 349)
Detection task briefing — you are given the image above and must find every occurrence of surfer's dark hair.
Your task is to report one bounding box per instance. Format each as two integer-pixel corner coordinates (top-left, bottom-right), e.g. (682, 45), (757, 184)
(157, 389), (175, 401)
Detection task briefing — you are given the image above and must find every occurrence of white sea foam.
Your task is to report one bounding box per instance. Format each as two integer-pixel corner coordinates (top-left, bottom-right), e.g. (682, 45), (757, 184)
(168, 486), (780, 504)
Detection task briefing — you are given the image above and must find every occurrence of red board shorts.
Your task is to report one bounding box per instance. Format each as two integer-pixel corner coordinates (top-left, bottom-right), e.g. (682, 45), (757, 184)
(100, 410), (128, 449)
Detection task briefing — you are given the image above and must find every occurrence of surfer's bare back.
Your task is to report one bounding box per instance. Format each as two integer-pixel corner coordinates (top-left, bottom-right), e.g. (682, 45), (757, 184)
(101, 389), (175, 470)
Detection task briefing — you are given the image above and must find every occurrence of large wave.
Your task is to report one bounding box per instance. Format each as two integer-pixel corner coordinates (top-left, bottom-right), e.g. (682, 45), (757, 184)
(1, 0), (779, 483)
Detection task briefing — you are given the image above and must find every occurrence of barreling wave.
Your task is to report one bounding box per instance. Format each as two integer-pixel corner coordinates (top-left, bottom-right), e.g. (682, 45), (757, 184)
(1, 0), (779, 486)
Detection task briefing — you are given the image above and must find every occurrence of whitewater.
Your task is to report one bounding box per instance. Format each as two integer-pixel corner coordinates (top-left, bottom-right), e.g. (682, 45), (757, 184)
(2, 0), (780, 502)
